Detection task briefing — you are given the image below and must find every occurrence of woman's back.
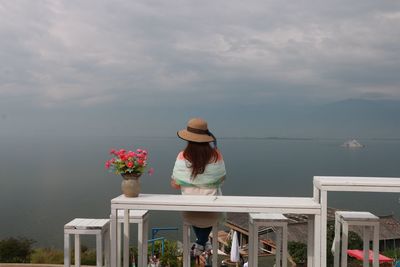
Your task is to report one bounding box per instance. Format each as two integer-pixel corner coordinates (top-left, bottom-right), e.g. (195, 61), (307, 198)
(171, 117), (226, 256)
(172, 149), (226, 190)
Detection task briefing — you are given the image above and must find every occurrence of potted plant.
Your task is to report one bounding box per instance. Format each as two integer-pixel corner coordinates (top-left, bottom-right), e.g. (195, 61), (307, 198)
(105, 148), (154, 197)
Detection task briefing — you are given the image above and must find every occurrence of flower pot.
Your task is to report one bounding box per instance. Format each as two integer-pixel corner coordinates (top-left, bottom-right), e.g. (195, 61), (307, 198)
(121, 173), (141, 197)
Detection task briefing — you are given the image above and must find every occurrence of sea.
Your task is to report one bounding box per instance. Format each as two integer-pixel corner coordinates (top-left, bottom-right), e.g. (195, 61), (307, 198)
(1, 136), (400, 248)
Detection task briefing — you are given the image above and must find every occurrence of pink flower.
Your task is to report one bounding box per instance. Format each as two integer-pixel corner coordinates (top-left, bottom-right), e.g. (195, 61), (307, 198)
(105, 147), (152, 177)
(127, 151), (136, 158)
(105, 161), (111, 169)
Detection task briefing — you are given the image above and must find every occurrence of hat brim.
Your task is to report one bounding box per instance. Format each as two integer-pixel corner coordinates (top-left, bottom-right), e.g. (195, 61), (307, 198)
(177, 130), (215, 143)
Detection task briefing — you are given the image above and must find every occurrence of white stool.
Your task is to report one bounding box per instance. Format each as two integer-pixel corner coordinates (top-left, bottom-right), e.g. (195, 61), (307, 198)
(248, 213), (288, 267)
(114, 210), (149, 267)
(182, 221), (218, 267)
(333, 211), (379, 267)
(64, 218), (110, 267)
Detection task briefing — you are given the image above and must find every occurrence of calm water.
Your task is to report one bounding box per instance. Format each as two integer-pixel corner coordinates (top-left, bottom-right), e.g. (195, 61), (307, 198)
(0, 136), (400, 248)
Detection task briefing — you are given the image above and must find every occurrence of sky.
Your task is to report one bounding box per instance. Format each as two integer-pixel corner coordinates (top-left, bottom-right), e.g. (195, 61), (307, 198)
(0, 0), (400, 138)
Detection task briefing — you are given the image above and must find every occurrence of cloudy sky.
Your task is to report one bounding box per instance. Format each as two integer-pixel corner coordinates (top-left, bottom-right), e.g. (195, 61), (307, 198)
(1, 0), (400, 138)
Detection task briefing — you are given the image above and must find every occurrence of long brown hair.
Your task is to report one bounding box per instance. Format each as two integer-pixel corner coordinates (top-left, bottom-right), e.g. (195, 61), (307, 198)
(183, 141), (218, 178)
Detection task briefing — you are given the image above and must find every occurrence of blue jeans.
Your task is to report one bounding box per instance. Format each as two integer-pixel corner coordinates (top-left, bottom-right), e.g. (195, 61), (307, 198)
(192, 226), (212, 246)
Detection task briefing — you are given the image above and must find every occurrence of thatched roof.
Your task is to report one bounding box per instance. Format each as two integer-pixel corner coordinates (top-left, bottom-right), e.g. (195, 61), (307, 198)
(379, 215), (400, 240)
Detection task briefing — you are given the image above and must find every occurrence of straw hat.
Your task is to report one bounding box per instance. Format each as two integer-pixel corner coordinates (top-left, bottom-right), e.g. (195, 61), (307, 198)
(177, 118), (216, 143)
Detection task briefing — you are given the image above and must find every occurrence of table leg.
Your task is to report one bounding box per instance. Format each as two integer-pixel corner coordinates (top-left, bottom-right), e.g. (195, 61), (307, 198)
(307, 215), (314, 267)
(276, 228), (282, 267)
(110, 208), (117, 267)
(320, 190), (327, 267)
(96, 232), (103, 267)
(123, 209), (129, 267)
(333, 215), (340, 267)
(341, 222), (348, 267)
(363, 226), (369, 267)
(373, 223), (379, 267)
(212, 224), (218, 267)
(117, 223), (121, 267)
(248, 221), (254, 267)
(249, 221), (258, 267)
(64, 233), (70, 267)
(143, 216), (149, 267)
(138, 218), (144, 267)
(105, 227), (110, 267)
(182, 223), (190, 267)
(314, 214), (321, 267)
(282, 223), (288, 267)
(75, 234), (81, 267)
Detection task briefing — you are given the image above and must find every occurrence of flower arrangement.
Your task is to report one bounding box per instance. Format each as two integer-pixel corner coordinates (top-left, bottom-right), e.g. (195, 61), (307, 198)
(105, 148), (154, 176)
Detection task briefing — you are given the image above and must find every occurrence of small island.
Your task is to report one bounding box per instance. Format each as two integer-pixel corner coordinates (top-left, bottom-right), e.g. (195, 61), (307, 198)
(341, 139), (364, 148)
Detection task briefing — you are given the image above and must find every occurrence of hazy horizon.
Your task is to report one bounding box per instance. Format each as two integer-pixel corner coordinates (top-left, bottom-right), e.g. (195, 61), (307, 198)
(1, 1), (400, 138)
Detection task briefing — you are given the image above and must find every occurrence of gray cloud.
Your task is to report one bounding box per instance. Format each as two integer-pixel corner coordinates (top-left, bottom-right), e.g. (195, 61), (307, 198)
(1, 0), (400, 136)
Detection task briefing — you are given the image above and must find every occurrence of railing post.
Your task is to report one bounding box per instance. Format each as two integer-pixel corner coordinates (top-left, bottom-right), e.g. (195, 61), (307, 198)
(110, 208), (117, 267)
(320, 190), (328, 267)
(212, 222), (218, 267)
(182, 222), (191, 267)
(307, 215), (314, 267)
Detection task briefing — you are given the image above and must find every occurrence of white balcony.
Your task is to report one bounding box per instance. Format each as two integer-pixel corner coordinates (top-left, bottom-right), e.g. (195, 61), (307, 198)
(108, 176), (400, 267)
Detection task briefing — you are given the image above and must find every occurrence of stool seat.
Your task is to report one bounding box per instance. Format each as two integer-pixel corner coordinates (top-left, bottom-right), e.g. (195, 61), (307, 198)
(336, 211), (379, 221)
(65, 218), (110, 230)
(64, 218), (110, 267)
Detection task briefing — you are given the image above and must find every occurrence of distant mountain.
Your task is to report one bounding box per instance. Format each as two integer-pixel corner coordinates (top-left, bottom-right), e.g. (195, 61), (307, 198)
(305, 99), (400, 138)
(316, 99), (400, 118)
(210, 98), (400, 139)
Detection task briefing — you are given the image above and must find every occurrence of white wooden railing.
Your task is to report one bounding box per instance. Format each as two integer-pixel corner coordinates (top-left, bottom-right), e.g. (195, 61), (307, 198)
(108, 176), (400, 267)
(110, 194), (321, 267)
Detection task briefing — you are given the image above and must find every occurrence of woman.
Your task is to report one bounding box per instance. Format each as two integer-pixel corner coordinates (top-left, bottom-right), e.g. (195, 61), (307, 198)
(171, 118), (226, 256)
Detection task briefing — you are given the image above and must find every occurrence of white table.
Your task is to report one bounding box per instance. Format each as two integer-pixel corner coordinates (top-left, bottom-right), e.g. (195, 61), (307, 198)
(313, 176), (400, 267)
(110, 194), (321, 267)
